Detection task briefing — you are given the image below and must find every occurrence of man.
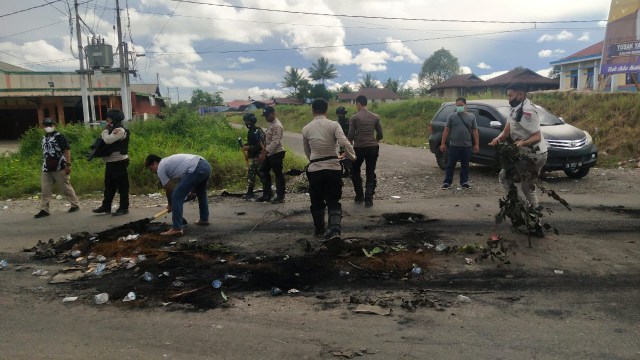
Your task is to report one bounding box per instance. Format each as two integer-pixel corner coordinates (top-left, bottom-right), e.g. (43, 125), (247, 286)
(34, 118), (80, 218)
(489, 82), (548, 237)
(335, 106), (352, 178)
(303, 99), (356, 240)
(440, 97), (479, 189)
(256, 105), (286, 204)
(92, 109), (130, 216)
(347, 95), (383, 208)
(241, 113), (265, 200)
(145, 154), (211, 236)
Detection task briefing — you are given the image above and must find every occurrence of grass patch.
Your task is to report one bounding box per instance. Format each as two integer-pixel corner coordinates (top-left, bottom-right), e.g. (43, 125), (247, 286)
(0, 109), (307, 200)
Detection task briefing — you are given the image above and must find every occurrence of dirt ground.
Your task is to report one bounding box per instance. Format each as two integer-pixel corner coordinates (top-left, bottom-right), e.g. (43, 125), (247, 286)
(1, 133), (639, 359)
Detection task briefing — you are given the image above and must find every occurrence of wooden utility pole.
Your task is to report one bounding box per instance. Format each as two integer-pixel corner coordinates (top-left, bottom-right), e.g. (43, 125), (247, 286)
(74, 0), (91, 124)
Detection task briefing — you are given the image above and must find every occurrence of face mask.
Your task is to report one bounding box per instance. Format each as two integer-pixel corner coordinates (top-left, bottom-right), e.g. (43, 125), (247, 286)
(509, 98), (522, 107)
(44, 126), (55, 133)
(455, 106), (465, 113)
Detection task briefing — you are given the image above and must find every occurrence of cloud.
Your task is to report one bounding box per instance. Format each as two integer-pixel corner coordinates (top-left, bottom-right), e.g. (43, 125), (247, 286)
(385, 37), (420, 63)
(477, 62), (492, 70)
(536, 68), (553, 78)
(479, 71), (508, 81)
(402, 73), (421, 90)
(0, 40), (76, 70)
(537, 30), (575, 43)
(246, 86), (287, 99)
(352, 48), (390, 72)
(460, 66), (472, 74)
(238, 57), (255, 64)
(538, 49), (566, 58)
(577, 32), (590, 42)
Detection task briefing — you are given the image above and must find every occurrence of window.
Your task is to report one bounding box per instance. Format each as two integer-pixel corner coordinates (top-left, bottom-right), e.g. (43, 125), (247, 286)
(569, 70), (578, 88)
(477, 109), (498, 129)
(584, 68), (594, 89)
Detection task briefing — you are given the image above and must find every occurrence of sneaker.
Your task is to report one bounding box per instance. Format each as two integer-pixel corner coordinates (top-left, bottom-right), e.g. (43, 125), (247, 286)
(112, 208), (129, 216)
(270, 196), (285, 204)
(68, 206), (80, 213)
(441, 183), (451, 190)
(34, 210), (50, 219)
(92, 206), (111, 214)
(460, 183), (471, 189)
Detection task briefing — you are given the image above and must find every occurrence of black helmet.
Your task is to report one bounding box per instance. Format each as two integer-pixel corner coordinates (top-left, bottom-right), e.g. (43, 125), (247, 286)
(336, 106), (347, 115)
(106, 109), (125, 123)
(243, 113), (257, 124)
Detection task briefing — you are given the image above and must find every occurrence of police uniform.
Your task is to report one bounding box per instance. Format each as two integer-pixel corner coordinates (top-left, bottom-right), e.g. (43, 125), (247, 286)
(499, 98), (548, 209)
(244, 125), (265, 198)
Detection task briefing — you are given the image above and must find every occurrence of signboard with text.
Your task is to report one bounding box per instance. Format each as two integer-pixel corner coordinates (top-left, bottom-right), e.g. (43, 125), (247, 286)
(600, 0), (640, 74)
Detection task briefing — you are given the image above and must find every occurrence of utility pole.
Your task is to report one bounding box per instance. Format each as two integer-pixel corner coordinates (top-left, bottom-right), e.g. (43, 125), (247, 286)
(115, 0), (131, 120)
(74, 0), (91, 124)
(176, 87), (180, 102)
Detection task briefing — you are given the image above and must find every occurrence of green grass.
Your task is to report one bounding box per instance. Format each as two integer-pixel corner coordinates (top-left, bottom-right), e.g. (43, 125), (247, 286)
(0, 109), (307, 199)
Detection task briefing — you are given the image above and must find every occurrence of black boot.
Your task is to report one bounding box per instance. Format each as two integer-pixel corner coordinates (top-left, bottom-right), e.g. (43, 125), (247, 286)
(242, 186), (254, 200)
(352, 177), (364, 203)
(364, 180), (376, 208)
(311, 209), (325, 238)
(326, 208), (342, 241)
(274, 174), (286, 202)
(255, 174), (272, 202)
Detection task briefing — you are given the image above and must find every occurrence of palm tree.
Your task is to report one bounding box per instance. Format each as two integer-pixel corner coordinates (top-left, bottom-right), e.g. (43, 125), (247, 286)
(309, 57), (338, 86)
(281, 67), (307, 97)
(358, 73), (380, 89)
(383, 78), (400, 94)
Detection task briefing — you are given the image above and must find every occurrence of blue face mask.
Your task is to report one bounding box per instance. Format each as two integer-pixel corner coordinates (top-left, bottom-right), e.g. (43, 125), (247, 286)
(455, 106), (465, 113)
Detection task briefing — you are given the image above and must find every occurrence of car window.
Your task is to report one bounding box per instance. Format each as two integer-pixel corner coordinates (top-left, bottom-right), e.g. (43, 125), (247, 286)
(477, 109), (500, 128)
(495, 105), (564, 126)
(435, 104), (455, 122)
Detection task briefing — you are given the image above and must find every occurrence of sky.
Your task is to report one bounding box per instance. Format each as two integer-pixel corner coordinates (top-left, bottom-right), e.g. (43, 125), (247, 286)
(0, 0), (612, 102)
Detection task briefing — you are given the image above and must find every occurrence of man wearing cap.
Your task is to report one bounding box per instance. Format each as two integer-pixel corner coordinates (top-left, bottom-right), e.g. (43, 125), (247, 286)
(35, 118), (80, 218)
(335, 106), (351, 178)
(92, 109), (131, 216)
(256, 105), (286, 203)
(241, 112), (265, 200)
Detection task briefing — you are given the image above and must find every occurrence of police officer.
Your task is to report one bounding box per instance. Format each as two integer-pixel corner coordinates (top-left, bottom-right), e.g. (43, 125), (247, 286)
(241, 113), (265, 200)
(303, 99), (356, 240)
(256, 105), (286, 204)
(489, 82), (548, 237)
(92, 109), (130, 216)
(335, 106), (351, 179)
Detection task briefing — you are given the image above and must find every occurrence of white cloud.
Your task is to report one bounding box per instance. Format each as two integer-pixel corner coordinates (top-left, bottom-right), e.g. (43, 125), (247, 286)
(352, 48), (390, 72)
(536, 68), (553, 78)
(246, 86), (287, 99)
(477, 62), (492, 70)
(385, 37), (420, 63)
(538, 49), (566, 58)
(479, 71), (508, 81)
(238, 57), (255, 64)
(402, 73), (421, 90)
(537, 30), (575, 43)
(0, 40), (76, 70)
(460, 66), (472, 74)
(577, 32), (590, 42)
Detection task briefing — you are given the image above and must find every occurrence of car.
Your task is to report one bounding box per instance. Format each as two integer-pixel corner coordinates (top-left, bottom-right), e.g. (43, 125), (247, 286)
(428, 99), (598, 179)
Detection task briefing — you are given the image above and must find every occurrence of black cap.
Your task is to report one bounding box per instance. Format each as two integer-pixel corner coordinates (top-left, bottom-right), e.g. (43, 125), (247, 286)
(106, 109), (125, 123)
(336, 106), (347, 115)
(43, 118), (55, 126)
(262, 105), (275, 117)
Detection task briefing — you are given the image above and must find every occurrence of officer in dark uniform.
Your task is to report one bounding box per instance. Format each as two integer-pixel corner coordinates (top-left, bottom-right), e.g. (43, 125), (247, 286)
(336, 106), (351, 178)
(241, 113), (265, 200)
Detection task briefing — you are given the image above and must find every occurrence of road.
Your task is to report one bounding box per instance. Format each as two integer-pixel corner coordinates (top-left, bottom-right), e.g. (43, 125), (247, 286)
(1, 132), (639, 359)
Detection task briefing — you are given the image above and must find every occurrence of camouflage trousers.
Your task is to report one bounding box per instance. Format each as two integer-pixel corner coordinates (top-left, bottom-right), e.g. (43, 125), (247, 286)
(247, 157), (262, 188)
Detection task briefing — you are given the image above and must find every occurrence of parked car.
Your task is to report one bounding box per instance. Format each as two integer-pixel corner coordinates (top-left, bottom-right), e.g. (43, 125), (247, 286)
(428, 100), (598, 179)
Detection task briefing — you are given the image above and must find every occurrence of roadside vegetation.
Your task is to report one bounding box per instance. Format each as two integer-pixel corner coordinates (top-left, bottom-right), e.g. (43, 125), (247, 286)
(0, 109), (306, 199)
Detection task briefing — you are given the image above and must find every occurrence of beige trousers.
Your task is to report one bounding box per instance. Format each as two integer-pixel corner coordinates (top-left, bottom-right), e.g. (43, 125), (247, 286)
(40, 170), (79, 212)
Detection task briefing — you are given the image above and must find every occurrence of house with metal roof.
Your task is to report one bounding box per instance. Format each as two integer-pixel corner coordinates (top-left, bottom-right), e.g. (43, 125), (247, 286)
(429, 73), (486, 98)
(482, 67), (559, 96)
(337, 88), (399, 103)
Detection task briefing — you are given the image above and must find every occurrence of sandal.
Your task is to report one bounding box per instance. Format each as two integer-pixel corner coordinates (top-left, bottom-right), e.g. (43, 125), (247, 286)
(195, 220), (210, 226)
(160, 228), (184, 236)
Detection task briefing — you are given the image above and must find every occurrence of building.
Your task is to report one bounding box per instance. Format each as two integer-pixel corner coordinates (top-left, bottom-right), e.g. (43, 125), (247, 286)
(429, 73), (486, 98)
(550, 41), (638, 92)
(0, 60), (165, 139)
(337, 88), (400, 103)
(483, 67), (559, 95)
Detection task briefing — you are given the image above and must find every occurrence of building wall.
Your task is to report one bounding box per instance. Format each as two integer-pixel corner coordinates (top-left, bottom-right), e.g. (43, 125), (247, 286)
(557, 58), (631, 92)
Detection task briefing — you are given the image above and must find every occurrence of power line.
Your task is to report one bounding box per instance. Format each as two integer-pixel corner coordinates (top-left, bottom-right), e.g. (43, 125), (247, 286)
(0, 0), (63, 18)
(0, 20), (66, 41)
(172, 0), (606, 25)
(150, 0), (182, 46)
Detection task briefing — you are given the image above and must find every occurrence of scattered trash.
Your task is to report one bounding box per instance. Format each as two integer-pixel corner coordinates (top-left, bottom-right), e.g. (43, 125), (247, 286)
(122, 292), (136, 302)
(56, 195), (63, 200)
(2, 205), (8, 210)
(287, 288), (300, 294)
(354, 304), (391, 316)
(118, 234), (140, 242)
(554, 270), (564, 275)
(171, 280), (184, 287)
(457, 295), (471, 303)
(339, 270), (350, 277)
(0, 259), (8, 269)
(220, 291), (228, 301)
(363, 247), (383, 258)
(424, 243), (434, 249)
(141, 271), (154, 281)
(96, 255), (107, 262)
(62, 296), (78, 303)
(411, 264), (423, 277)
(465, 258), (475, 265)
(391, 195), (401, 199)
(94, 293), (109, 305)
(212, 279), (222, 289)
(435, 244), (449, 253)
(270, 287), (283, 296)
(223, 273), (237, 280)
(32, 269), (49, 276)
(94, 263), (106, 276)
(159, 271), (170, 278)
(70, 250), (81, 258)
(137, 254), (147, 262)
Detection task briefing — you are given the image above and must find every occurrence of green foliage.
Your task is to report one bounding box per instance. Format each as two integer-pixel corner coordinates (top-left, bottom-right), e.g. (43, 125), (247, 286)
(309, 84), (333, 101)
(190, 89), (224, 107)
(282, 67), (308, 97)
(383, 78), (400, 93)
(419, 48), (460, 88)
(0, 110), (307, 199)
(358, 73), (380, 89)
(309, 57), (338, 84)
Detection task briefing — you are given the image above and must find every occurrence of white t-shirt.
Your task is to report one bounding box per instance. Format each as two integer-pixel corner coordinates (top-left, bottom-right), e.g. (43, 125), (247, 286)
(157, 154), (203, 186)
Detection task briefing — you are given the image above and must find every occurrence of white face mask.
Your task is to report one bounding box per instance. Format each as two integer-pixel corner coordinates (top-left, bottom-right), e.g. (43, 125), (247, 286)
(44, 126), (55, 133)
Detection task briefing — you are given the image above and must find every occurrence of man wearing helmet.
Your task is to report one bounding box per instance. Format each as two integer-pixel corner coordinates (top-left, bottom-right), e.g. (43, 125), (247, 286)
(335, 106), (351, 179)
(241, 112), (266, 200)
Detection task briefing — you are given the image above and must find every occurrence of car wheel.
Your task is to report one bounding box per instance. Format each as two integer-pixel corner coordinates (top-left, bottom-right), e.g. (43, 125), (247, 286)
(435, 150), (447, 170)
(563, 167), (590, 179)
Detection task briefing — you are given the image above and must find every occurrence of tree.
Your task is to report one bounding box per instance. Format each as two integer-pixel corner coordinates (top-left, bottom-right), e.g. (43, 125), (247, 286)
(549, 65), (561, 79)
(383, 77), (401, 94)
(339, 84), (353, 93)
(419, 48), (460, 89)
(309, 57), (338, 85)
(190, 89), (224, 107)
(282, 67), (307, 97)
(309, 83), (333, 100)
(358, 73), (380, 89)
(296, 79), (312, 101)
